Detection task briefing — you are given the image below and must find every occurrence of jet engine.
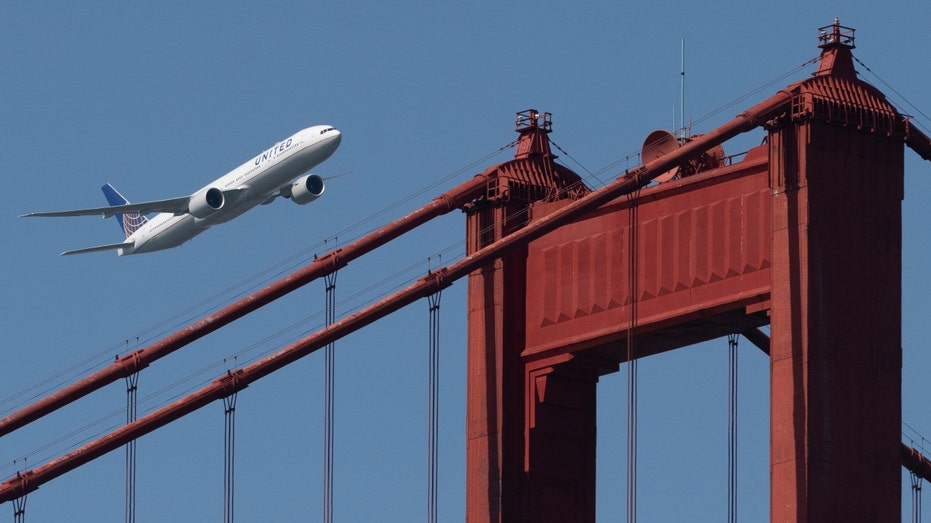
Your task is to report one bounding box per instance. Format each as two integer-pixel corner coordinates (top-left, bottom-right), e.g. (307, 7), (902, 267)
(188, 187), (225, 218)
(290, 174), (325, 205)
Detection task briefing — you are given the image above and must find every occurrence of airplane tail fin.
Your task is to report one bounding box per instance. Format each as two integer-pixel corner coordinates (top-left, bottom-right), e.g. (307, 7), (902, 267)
(101, 184), (148, 238)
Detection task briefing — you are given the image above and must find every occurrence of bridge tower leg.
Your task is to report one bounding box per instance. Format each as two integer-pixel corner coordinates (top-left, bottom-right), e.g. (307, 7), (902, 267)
(768, 25), (904, 522)
(466, 203), (601, 523)
(768, 110), (904, 521)
(464, 110), (595, 522)
(465, 199), (529, 522)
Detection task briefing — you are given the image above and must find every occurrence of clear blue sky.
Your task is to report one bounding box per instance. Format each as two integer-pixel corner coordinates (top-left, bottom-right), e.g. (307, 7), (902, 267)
(3, 2), (930, 521)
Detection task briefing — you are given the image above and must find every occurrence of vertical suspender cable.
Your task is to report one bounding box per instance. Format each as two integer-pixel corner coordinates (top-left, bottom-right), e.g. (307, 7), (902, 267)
(427, 289), (442, 523)
(626, 189), (641, 523)
(12, 496), (25, 523)
(323, 270), (337, 523)
(12, 479), (25, 523)
(124, 369), (140, 523)
(912, 471), (922, 523)
(726, 334), (739, 523)
(223, 390), (238, 523)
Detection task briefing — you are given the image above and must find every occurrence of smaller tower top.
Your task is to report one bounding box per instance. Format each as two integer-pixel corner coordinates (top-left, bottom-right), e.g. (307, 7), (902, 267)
(814, 19), (857, 79)
(817, 18), (855, 50)
(513, 110), (554, 160)
(515, 110), (552, 133)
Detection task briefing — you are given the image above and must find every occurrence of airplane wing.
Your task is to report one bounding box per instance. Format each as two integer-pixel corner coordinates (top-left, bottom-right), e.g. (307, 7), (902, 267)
(22, 187), (253, 219)
(61, 240), (134, 256)
(21, 196), (191, 219)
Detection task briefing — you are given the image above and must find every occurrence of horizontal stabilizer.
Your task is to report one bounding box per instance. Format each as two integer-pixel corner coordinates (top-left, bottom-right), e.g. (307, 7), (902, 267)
(61, 241), (134, 256)
(21, 196), (192, 219)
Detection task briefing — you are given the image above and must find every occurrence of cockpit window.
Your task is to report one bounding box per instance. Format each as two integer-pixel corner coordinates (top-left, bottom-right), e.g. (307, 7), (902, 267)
(320, 127), (336, 135)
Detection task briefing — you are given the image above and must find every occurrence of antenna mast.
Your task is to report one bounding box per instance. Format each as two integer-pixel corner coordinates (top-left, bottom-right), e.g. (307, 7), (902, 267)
(679, 38), (686, 140)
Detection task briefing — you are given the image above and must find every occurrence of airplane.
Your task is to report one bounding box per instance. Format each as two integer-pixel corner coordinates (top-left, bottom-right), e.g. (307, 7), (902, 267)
(22, 125), (342, 255)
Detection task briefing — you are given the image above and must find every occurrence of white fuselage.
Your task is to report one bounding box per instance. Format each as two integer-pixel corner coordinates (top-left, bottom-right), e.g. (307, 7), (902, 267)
(121, 126), (341, 255)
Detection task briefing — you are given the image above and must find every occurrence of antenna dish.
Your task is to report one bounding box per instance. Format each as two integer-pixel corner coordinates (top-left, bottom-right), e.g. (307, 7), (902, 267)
(641, 129), (681, 182)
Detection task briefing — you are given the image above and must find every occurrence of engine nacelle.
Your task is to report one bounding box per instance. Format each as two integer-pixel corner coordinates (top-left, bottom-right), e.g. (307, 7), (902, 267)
(188, 187), (225, 218)
(290, 174), (325, 205)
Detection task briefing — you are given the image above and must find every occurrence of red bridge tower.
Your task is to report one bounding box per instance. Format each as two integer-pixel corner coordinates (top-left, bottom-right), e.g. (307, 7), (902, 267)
(465, 21), (917, 521)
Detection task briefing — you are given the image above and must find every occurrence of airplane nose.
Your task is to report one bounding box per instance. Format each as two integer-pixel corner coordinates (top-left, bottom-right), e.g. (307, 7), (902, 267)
(326, 129), (342, 150)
